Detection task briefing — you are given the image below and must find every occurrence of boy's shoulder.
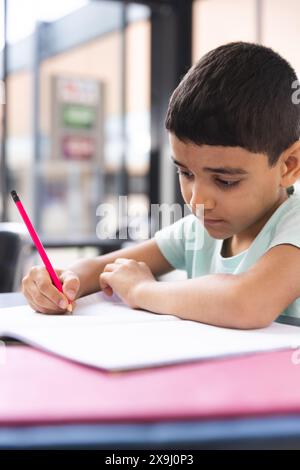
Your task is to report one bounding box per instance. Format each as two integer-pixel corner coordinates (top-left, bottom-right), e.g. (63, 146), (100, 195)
(154, 212), (211, 247)
(274, 193), (300, 224)
(268, 193), (300, 249)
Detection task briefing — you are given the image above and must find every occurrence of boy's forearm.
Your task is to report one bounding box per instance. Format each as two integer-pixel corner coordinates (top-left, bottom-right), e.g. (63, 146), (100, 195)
(135, 274), (255, 329)
(67, 257), (105, 297)
(67, 252), (131, 297)
(67, 239), (173, 298)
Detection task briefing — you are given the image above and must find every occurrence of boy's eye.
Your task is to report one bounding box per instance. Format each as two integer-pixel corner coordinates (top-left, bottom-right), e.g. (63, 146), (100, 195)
(176, 168), (193, 179)
(216, 178), (240, 189)
(176, 168), (241, 188)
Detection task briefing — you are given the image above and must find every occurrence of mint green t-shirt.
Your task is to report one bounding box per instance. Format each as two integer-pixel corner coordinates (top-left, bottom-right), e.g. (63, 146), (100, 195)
(154, 194), (300, 319)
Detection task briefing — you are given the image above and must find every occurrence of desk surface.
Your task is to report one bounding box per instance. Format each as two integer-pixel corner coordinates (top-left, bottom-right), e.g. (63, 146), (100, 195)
(0, 293), (26, 308)
(1, 293), (300, 449)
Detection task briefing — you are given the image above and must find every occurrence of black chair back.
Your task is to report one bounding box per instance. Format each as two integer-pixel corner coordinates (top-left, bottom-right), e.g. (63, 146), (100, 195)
(0, 223), (31, 292)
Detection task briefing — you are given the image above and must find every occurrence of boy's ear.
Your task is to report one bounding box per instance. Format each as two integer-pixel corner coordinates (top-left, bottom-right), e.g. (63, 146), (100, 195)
(280, 140), (300, 188)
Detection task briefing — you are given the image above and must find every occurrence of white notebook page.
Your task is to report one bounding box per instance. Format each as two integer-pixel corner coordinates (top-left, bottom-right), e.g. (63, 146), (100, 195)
(1, 292), (300, 371)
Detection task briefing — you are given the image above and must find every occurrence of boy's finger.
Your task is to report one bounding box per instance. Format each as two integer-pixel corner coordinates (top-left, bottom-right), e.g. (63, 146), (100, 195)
(103, 263), (120, 272)
(103, 286), (113, 296)
(99, 272), (107, 291)
(60, 271), (80, 300)
(99, 272), (113, 295)
(33, 276), (69, 309)
(29, 281), (67, 312)
(28, 299), (64, 315)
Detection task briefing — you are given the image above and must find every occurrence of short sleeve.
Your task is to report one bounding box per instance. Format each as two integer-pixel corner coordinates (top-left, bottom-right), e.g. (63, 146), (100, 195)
(154, 215), (195, 270)
(269, 203), (300, 250)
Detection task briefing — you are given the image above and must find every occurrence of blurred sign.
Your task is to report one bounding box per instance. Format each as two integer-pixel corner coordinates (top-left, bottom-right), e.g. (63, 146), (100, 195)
(58, 77), (99, 105)
(51, 76), (104, 163)
(62, 104), (96, 129)
(62, 136), (95, 161)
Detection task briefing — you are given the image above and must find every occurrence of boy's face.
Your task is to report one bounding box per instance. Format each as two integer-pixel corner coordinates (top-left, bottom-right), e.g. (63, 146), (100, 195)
(169, 133), (288, 241)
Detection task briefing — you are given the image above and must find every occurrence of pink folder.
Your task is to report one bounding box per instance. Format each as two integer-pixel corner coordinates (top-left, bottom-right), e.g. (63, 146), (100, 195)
(1, 346), (299, 426)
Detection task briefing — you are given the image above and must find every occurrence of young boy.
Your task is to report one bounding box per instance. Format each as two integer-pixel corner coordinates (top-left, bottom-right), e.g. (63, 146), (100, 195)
(22, 42), (300, 329)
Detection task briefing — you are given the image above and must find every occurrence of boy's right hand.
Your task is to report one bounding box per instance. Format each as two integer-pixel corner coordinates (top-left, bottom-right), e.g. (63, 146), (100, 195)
(22, 266), (80, 314)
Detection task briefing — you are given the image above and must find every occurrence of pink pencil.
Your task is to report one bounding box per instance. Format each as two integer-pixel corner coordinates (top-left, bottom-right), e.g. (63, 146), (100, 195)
(11, 190), (72, 312)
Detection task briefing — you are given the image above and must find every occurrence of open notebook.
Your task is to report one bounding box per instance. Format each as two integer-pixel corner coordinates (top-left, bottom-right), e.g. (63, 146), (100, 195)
(1, 291), (300, 371)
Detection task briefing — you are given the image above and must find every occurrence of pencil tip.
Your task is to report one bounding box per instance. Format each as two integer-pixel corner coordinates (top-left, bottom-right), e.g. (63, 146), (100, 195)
(67, 303), (73, 313)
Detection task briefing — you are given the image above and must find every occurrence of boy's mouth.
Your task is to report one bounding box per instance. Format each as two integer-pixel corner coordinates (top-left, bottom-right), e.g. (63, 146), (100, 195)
(204, 218), (225, 226)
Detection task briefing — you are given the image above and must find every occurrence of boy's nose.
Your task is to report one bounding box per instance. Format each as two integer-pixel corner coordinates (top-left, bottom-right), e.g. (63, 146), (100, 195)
(190, 192), (215, 212)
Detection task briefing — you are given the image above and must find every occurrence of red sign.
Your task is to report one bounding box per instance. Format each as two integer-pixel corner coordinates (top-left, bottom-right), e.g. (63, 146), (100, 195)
(62, 136), (95, 160)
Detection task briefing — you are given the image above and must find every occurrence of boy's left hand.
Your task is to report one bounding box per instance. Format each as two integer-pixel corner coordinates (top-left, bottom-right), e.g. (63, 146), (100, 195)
(99, 258), (156, 308)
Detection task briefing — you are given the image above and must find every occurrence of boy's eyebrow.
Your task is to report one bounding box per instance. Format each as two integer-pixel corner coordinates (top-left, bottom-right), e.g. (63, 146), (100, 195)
(203, 166), (249, 175)
(171, 156), (188, 168)
(170, 157), (248, 175)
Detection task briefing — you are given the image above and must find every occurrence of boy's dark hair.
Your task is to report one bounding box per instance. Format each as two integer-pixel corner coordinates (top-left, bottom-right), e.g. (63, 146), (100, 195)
(165, 42), (300, 172)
